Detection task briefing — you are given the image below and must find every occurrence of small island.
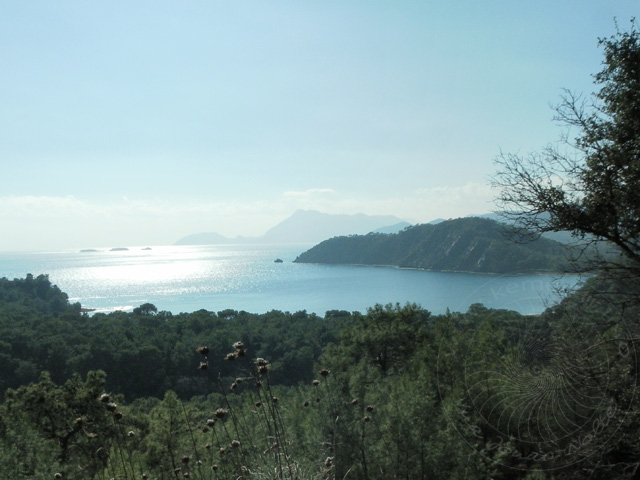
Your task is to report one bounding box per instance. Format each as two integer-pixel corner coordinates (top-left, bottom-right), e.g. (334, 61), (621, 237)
(79, 249), (98, 253)
(110, 247), (129, 252)
(274, 258), (284, 263)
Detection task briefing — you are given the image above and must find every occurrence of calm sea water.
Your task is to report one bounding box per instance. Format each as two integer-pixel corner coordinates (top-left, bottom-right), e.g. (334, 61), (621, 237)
(0, 244), (583, 315)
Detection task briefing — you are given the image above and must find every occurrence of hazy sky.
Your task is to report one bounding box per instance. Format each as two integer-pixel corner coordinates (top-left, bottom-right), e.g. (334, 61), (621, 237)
(1, 1), (637, 251)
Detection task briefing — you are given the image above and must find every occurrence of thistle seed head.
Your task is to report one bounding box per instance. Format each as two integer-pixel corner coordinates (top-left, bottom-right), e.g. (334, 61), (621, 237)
(214, 408), (228, 419)
(197, 362), (208, 370)
(255, 357), (269, 367)
(196, 346), (210, 356)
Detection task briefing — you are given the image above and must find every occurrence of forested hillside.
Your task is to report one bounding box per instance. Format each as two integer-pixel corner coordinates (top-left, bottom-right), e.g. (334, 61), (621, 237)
(0, 275), (344, 398)
(2, 22), (640, 480)
(0, 273), (638, 479)
(294, 217), (570, 273)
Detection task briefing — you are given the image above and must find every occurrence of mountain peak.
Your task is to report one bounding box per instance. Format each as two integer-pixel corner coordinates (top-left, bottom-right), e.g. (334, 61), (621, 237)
(174, 211), (409, 246)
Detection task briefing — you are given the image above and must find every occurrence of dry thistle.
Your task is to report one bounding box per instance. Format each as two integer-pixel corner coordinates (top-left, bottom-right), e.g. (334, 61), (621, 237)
(231, 439), (240, 448)
(232, 341), (244, 350)
(105, 402), (117, 412)
(113, 411), (124, 420)
(224, 352), (237, 361)
(312, 379), (320, 386)
(319, 368), (330, 377)
(197, 362), (208, 370)
(181, 455), (190, 464)
(99, 393), (110, 403)
(351, 398), (359, 406)
(363, 415), (371, 422)
(214, 408), (229, 419)
(196, 346), (210, 356)
(127, 430), (135, 437)
(206, 418), (216, 427)
(366, 405), (375, 413)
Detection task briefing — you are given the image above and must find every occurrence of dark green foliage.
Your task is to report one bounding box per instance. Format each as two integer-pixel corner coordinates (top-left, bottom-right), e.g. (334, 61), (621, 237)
(0, 275), (638, 478)
(494, 21), (640, 282)
(3, 18), (640, 480)
(294, 217), (570, 273)
(0, 371), (116, 479)
(0, 276), (343, 401)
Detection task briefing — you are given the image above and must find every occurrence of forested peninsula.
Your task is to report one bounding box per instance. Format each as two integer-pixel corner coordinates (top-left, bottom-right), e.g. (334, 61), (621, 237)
(294, 217), (570, 273)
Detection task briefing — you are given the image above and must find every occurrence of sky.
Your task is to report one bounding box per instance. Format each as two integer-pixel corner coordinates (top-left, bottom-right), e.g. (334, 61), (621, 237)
(0, 1), (638, 251)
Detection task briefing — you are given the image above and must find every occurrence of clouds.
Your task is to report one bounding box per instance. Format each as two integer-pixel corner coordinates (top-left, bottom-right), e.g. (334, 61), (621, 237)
(0, 2), (636, 251)
(0, 183), (494, 251)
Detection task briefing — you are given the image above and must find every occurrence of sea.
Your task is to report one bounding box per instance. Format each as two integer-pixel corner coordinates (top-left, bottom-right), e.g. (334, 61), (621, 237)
(0, 244), (583, 316)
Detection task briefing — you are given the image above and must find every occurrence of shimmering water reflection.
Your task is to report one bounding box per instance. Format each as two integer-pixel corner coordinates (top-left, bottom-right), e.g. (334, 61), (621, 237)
(0, 245), (583, 315)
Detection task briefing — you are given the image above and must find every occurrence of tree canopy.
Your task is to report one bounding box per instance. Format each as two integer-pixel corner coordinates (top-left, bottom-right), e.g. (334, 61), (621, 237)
(493, 20), (640, 280)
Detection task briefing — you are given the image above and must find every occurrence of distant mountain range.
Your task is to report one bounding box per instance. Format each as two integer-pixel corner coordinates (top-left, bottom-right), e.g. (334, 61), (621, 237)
(293, 217), (571, 274)
(174, 210), (410, 245)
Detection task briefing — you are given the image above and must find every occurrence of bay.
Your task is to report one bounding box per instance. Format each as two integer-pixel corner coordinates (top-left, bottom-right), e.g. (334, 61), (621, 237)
(0, 244), (582, 315)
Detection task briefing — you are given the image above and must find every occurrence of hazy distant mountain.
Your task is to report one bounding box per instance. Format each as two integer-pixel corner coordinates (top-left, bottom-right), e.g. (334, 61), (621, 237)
(259, 210), (407, 244)
(294, 217), (571, 274)
(372, 222), (412, 234)
(465, 212), (578, 244)
(174, 210), (408, 245)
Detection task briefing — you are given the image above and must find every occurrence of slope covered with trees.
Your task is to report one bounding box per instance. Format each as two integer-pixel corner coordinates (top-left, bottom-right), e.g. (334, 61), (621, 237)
(0, 273), (638, 479)
(1, 20), (640, 480)
(294, 217), (571, 273)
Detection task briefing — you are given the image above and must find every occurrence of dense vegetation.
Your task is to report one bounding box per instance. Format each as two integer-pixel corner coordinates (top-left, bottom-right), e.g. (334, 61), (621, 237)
(0, 272), (639, 479)
(294, 217), (571, 273)
(2, 19), (640, 480)
(0, 274), (343, 398)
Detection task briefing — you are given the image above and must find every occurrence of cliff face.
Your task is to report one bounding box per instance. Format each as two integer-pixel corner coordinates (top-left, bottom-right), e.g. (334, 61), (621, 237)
(293, 217), (569, 274)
